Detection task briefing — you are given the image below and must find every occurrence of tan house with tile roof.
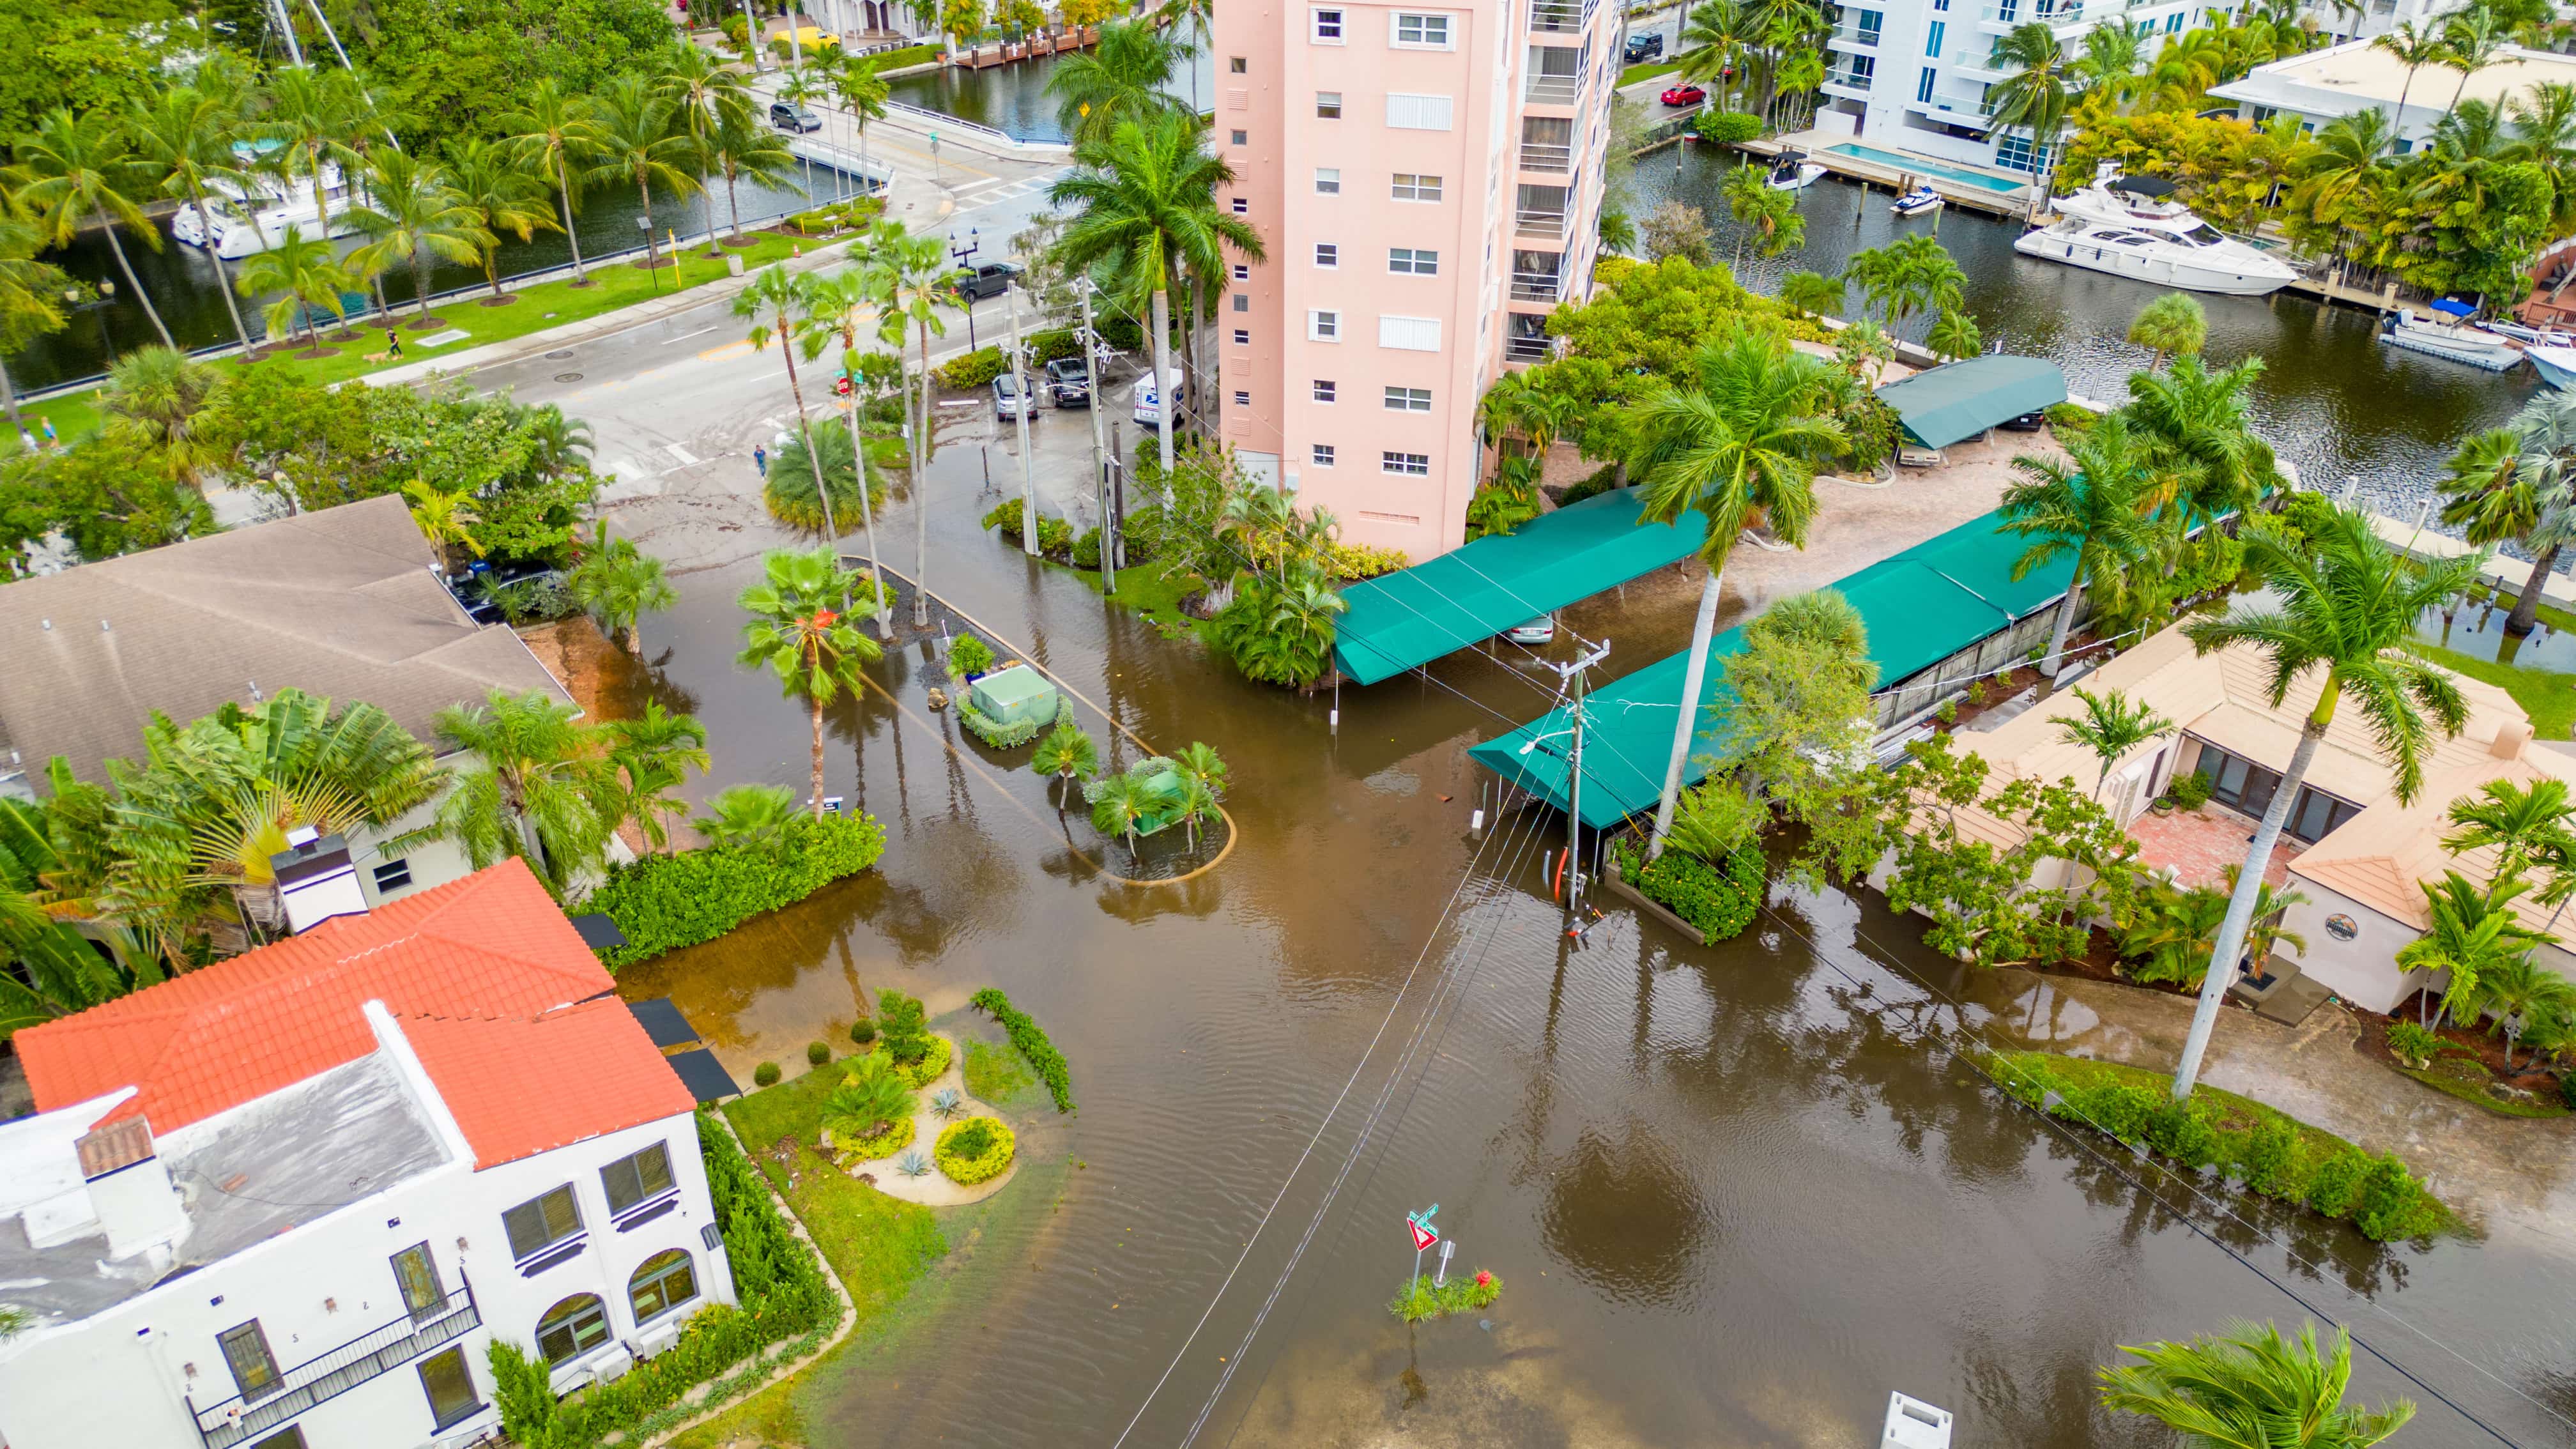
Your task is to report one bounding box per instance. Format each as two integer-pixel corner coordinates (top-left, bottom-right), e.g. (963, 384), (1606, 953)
(1920, 622), (2545, 1013)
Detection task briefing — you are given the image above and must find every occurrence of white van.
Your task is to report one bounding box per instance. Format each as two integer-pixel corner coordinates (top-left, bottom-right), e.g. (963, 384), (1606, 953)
(1130, 367), (1186, 428)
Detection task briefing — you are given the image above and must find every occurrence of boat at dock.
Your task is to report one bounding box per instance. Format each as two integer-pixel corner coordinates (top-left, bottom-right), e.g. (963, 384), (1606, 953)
(2011, 167), (2299, 296)
(1766, 152), (1826, 191)
(2526, 342), (2576, 388)
(170, 142), (365, 259)
(1891, 185), (1942, 217)
(2379, 303), (2526, 372)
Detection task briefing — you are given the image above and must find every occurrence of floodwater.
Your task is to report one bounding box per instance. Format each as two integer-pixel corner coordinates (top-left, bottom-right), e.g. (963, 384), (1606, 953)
(1632, 150), (2539, 532)
(600, 431), (2576, 1447)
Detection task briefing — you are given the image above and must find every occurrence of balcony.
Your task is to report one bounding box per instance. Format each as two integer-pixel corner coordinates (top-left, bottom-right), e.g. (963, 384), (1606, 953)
(1505, 332), (1555, 362)
(1977, 0), (2113, 27)
(1516, 208), (1568, 238)
(1510, 270), (1564, 303)
(1529, 0), (1593, 33)
(1832, 19), (1883, 45)
(1519, 142), (1573, 171)
(1823, 66), (1878, 91)
(190, 1283), (482, 1449)
(1908, 89), (1997, 128)
(1524, 72), (1583, 104)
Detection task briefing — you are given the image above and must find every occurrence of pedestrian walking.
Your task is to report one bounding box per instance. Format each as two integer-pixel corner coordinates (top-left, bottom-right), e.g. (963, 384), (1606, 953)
(387, 326), (403, 360)
(753, 442), (768, 478)
(39, 417), (57, 450)
(15, 425), (33, 454)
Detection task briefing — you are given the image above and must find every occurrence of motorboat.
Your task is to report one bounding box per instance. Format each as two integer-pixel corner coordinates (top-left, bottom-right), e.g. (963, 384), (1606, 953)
(2529, 342), (2576, 389)
(2010, 166), (2299, 296)
(170, 142), (365, 259)
(2484, 318), (2576, 348)
(1891, 185), (1943, 217)
(1766, 151), (1826, 191)
(2378, 302), (2526, 371)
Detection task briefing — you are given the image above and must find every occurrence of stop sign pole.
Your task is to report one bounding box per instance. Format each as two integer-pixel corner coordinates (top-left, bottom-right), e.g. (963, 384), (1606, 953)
(1406, 1204), (1441, 1290)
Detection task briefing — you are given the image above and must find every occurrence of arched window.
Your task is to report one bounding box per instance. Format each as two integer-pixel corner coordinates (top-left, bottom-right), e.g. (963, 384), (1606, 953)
(534, 1293), (610, 1364)
(628, 1250), (699, 1323)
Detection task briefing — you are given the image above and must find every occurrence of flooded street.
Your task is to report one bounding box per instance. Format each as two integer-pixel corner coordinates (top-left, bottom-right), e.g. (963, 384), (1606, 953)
(584, 432), (2576, 1448)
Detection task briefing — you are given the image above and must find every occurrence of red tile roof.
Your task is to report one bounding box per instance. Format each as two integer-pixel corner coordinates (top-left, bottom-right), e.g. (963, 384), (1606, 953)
(17, 859), (687, 1167)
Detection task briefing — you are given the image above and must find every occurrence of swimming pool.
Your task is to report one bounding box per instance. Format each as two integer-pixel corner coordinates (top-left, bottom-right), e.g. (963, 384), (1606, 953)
(1819, 142), (2029, 194)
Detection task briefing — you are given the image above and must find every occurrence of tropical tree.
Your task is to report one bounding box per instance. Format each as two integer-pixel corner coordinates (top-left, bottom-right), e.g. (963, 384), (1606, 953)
(402, 690), (624, 898)
(1623, 323), (1844, 855)
(1174, 774), (1220, 848)
(2126, 355), (2278, 520)
(2128, 291), (2208, 370)
(2469, 952), (2576, 1063)
(604, 702), (710, 854)
(1987, 22), (2083, 215)
(1088, 770), (1156, 848)
(1174, 740), (1229, 798)
(444, 138), (559, 301)
(567, 524), (677, 652)
(404, 480), (482, 563)
(1213, 569), (1349, 685)
(705, 107), (799, 242)
(6, 108), (174, 346)
(124, 86), (256, 354)
(832, 53), (892, 190)
(499, 79), (606, 286)
(739, 546), (885, 816)
(2169, 505), (2487, 1098)
(234, 224), (353, 353)
(1779, 269), (1844, 320)
(692, 783), (801, 849)
(658, 42), (759, 243)
(2443, 776), (2576, 887)
(346, 151), (489, 326)
(2439, 8), (2508, 124)
(262, 65), (370, 243)
(1843, 234), (1965, 335)
(2101, 1321), (2412, 1449)
(2288, 109), (2395, 282)
(808, 265), (896, 632)
(101, 346), (222, 487)
(2398, 869), (2548, 1026)
(825, 1051), (916, 1139)
(1998, 413), (2166, 677)
(739, 264), (842, 546)
(1926, 306), (1981, 362)
(0, 201), (72, 433)
(1032, 719), (1100, 784)
(1049, 109), (1264, 489)
(861, 222), (951, 625)
(1047, 17), (1181, 145)
(585, 73), (702, 279)
(2076, 20), (2152, 110)
(2056, 687), (2176, 799)
(1677, 0), (1755, 113)
(2444, 390), (2576, 637)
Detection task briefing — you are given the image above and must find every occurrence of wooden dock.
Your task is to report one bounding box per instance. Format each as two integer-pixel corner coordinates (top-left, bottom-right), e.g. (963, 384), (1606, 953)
(947, 24), (1095, 67)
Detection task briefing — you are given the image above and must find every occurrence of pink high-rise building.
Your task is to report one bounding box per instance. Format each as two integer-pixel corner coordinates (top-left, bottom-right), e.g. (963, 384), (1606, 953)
(1211, 0), (1621, 558)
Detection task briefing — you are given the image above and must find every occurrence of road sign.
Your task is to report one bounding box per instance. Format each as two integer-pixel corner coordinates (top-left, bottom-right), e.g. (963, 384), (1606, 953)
(1410, 1219), (1438, 1251)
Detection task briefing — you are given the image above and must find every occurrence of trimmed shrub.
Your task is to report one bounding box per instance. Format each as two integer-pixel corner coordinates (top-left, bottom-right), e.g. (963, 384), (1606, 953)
(970, 986), (1075, 1112)
(1324, 540), (1409, 579)
(584, 813), (889, 970)
(936, 346), (1009, 389)
(806, 1041), (832, 1066)
(1695, 111), (1762, 145)
(2355, 1156), (2444, 1241)
(1027, 326), (1080, 364)
(2043, 401), (2098, 436)
(2240, 1115), (2300, 1198)
(850, 1016), (877, 1045)
(2303, 1148), (2371, 1218)
(1073, 526), (1102, 569)
(1035, 516), (1074, 556)
(753, 1061), (782, 1087)
(1096, 315), (1144, 351)
(1558, 464), (1621, 507)
(2068, 1080), (2160, 1144)
(835, 1113), (916, 1162)
(2147, 1101), (2221, 1169)
(878, 990), (931, 1062)
(893, 1034), (953, 1089)
(1614, 839), (1765, 944)
(935, 1115), (1018, 1184)
(958, 693), (1054, 747)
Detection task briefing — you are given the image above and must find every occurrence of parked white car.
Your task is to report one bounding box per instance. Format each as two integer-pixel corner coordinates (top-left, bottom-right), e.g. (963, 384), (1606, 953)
(1130, 367), (1186, 428)
(1505, 615), (1557, 645)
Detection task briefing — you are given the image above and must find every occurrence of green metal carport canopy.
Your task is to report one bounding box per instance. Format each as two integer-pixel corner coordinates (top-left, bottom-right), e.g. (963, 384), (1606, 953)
(1877, 355), (2067, 449)
(1330, 487), (1708, 686)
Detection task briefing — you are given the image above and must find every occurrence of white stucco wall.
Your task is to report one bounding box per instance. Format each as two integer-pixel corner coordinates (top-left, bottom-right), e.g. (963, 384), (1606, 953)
(2276, 877), (2435, 1015)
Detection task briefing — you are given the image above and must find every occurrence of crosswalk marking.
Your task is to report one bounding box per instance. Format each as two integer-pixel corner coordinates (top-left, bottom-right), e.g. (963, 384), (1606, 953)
(664, 443), (701, 465)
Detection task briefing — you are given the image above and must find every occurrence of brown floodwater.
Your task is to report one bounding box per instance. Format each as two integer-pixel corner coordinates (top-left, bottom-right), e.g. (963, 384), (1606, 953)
(604, 437), (2576, 1448)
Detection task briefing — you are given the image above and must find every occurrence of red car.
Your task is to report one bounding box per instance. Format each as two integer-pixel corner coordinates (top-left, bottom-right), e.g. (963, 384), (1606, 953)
(1660, 83), (1707, 107)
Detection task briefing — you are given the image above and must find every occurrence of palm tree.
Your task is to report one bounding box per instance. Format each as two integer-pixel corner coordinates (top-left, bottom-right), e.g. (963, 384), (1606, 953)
(567, 524), (677, 652)
(1047, 18), (1182, 144)
(803, 266), (894, 634)
(862, 222), (951, 624)
(2399, 870), (2546, 1026)
(657, 43), (756, 249)
(2126, 355), (2276, 521)
(1049, 110), (1264, 490)
(2509, 80), (2576, 234)
(2076, 20), (2152, 110)
(2099, 1321), (2413, 1449)
(1778, 269), (1844, 321)
(405, 481), (482, 563)
(1174, 774), (1219, 848)
(739, 546), (885, 816)
(2055, 687), (2176, 800)
(704, 107), (801, 242)
(102, 346), (221, 487)
(1925, 306), (1981, 362)
(693, 783), (801, 848)
(585, 74), (701, 280)
(1089, 770), (1155, 849)
(2290, 110), (2395, 286)
(2128, 292), (2207, 371)
(1998, 413), (2165, 677)
(2454, 391), (2576, 638)
(401, 690), (623, 898)
(1842, 234), (1965, 336)
(125, 86), (256, 355)
(1986, 22), (2083, 217)
(1677, 0), (1754, 114)
(2439, 8), (2507, 125)
(443, 138), (558, 302)
(6, 108), (174, 347)
(2469, 953), (2576, 1064)
(1174, 740), (1229, 797)
(2372, 20), (2446, 135)
(0, 202), (72, 433)
(1032, 719), (1100, 783)
(234, 224), (352, 353)
(832, 54), (891, 196)
(778, 64), (832, 199)
(2442, 776), (2576, 887)
(604, 702), (710, 854)
(739, 263), (842, 552)
(2168, 505), (2488, 1099)
(825, 1052), (915, 1138)
(262, 65), (369, 244)
(346, 151), (489, 327)
(1622, 323), (1845, 856)
(499, 80), (605, 286)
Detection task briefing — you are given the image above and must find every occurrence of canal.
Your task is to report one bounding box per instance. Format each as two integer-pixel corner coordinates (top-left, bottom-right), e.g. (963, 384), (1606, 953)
(880, 42), (1216, 144)
(588, 421), (2576, 1447)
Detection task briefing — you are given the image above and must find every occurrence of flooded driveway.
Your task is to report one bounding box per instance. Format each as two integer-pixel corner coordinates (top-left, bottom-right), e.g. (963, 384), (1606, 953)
(595, 435), (2576, 1448)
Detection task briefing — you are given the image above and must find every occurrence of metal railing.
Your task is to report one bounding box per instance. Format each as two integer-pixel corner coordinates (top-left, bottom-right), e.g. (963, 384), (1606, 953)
(1834, 20), (1884, 44)
(1529, 0), (1589, 32)
(1506, 334), (1555, 362)
(190, 1284), (481, 1449)
(1913, 91), (1997, 120)
(1510, 270), (1563, 302)
(1519, 142), (1574, 171)
(1516, 208), (1568, 238)
(1823, 66), (1878, 89)
(1524, 72), (1583, 103)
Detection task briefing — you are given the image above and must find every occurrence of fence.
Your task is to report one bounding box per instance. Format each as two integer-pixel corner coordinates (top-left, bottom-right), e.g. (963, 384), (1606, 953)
(878, 99), (1073, 155)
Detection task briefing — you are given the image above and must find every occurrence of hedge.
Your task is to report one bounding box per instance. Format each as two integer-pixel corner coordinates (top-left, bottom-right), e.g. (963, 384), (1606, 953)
(936, 345), (1009, 389)
(970, 986), (1075, 1112)
(488, 1111), (838, 1449)
(585, 813), (888, 970)
(1696, 111), (1763, 145)
(1614, 839), (1764, 944)
(958, 693), (1056, 748)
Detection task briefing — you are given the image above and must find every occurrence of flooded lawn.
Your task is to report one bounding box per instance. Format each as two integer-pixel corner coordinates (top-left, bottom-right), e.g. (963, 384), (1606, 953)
(601, 446), (2576, 1447)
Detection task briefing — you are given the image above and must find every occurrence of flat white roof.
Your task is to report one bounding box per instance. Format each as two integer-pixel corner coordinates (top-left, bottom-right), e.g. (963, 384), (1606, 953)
(2211, 37), (2576, 118)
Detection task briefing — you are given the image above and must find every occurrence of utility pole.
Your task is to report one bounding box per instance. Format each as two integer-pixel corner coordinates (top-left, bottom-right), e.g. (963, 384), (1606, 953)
(1108, 417), (1128, 574)
(1078, 280), (1116, 590)
(1008, 283), (1039, 556)
(741, 0), (763, 69)
(1544, 638), (1611, 907)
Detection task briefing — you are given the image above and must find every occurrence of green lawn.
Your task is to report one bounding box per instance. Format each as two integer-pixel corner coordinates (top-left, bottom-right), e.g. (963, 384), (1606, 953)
(719, 1057), (948, 1323)
(963, 1038), (1038, 1105)
(1620, 59), (1682, 87)
(2404, 638), (2576, 741)
(2395, 1058), (2572, 1118)
(1077, 557), (1211, 639)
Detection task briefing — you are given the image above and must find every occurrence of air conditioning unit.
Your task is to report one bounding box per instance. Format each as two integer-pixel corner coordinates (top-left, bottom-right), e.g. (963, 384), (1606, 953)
(629, 1323), (682, 1360)
(592, 1346), (636, 1384)
(1882, 1393), (1953, 1449)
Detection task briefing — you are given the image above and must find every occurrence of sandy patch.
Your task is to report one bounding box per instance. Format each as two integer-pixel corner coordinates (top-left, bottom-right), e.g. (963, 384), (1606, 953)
(832, 1034), (1020, 1207)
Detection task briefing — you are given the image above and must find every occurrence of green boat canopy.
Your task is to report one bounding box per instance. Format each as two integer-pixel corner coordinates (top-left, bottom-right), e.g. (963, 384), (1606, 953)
(1876, 355), (2067, 449)
(1330, 487), (1708, 686)
(1468, 505), (2074, 829)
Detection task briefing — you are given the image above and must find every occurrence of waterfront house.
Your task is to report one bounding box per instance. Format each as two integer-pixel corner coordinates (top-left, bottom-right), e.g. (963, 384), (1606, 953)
(2211, 38), (2576, 153)
(0, 494), (578, 911)
(0, 858), (724, 1449)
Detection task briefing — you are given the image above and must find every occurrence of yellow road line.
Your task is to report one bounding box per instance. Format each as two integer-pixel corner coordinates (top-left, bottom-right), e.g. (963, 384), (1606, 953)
(698, 340), (755, 362)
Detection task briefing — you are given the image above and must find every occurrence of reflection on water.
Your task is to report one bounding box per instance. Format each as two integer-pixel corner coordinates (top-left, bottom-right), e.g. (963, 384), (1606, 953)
(881, 39), (1218, 142)
(2419, 596), (2576, 670)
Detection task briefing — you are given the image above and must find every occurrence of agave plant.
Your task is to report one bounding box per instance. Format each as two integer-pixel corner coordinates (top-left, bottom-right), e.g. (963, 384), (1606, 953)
(894, 1149), (931, 1178)
(930, 1087), (963, 1118)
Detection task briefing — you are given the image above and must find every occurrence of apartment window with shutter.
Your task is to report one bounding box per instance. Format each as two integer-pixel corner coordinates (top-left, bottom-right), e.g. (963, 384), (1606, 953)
(1391, 173), (1443, 202)
(1317, 91), (1343, 116)
(1229, 128), (1248, 145)
(1385, 93), (1455, 130)
(1230, 195), (1248, 213)
(1314, 242), (1340, 267)
(1311, 7), (1344, 39)
(601, 1141), (676, 1217)
(1233, 293), (1249, 312)
(1382, 451), (1431, 475)
(1232, 328), (1250, 344)
(1392, 12), (1452, 47)
(1384, 386), (1432, 411)
(1315, 168), (1342, 194)
(1312, 444), (1337, 466)
(1234, 389), (1251, 406)
(1233, 263), (1250, 280)
(1377, 314), (1441, 350)
(1313, 379), (1337, 402)
(502, 1184), (585, 1261)
(1388, 247), (1439, 275)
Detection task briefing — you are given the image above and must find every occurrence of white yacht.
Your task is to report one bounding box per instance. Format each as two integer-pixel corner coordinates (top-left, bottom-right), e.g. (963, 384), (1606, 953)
(171, 145), (365, 259)
(2012, 169), (2299, 297)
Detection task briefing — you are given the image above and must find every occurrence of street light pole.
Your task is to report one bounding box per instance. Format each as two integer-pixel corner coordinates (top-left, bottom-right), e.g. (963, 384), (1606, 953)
(948, 228), (981, 349)
(1007, 282), (1038, 556)
(1544, 638), (1611, 907)
(1078, 279), (1115, 591)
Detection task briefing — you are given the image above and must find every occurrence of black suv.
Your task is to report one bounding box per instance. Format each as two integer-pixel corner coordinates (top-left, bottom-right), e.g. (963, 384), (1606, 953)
(950, 261), (1022, 300)
(1622, 30), (1664, 62)
(1045, 356), (1091, 408)
(769, 100), (822, 133)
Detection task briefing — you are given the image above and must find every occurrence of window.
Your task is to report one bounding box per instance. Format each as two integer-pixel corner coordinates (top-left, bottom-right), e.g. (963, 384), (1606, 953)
(1386, 93), (1455, 130)
(628, 1249), (700, 1323)
(1230, 54), (1248, 70)
(1994, 133), (2053, 174)
(1384, 386), (1433, 411)
(1392, 12), (1452, 47)
(1314, 242), (1339, 267)
(1917, 66), (1936, 103)
(1312, 379), (1337, 402)
(1388, 247), (1439, 275)
(1855, 6), (1882, 40)
(1317, 91), (1343, 117)
(1391, 173), (1443, 202)
(1312, 443), (1337, 466)
(417, 1346), (480, 1431)
(1933, 0), (1947, 11)
(1232, 263), (1250, 280)
(1233, 389), (1251, 406)
(218, 1321), (283, 1402)
(1229, 128), (1248, 145)
(535, 1294), (611, 1365)
(1926, 19), (1945, 55)
(1232, 293), (1249, 312)
(1314, 168), (1342, 195)
(1308, 310), (1340, 341)
(2164, 10), (2183, 29)
(502, 1184), (584, 1261)
(1382, 451), (1430, 475)
(391, 1243), (445, 1320)
(1230, 196), (1248, 214)
(601, 1142), (675, 1217)
(1232, 327), (1250, 344)
(371, 858), (411, 893)
(248, 1432), (309, 1449)
(1377, 314), (1442, 351)
(2193, 745), (2360, 845)
(1312, 7), (1344, 40)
